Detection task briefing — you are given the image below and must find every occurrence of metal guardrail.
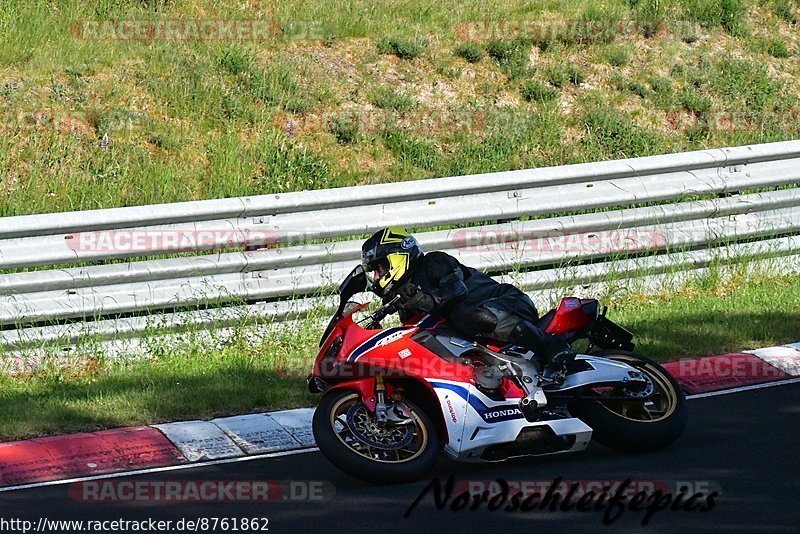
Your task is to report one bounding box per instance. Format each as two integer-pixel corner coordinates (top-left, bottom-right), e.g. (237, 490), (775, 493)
(1, 140), (799, 352)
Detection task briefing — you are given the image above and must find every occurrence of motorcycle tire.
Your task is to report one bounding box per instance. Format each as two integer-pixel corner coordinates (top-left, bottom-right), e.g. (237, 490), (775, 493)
(571, 350), (688, 452)
(313, 389), (440, 484)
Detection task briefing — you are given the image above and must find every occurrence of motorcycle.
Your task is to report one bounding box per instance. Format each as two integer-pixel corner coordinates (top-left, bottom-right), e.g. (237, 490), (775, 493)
(309, 265), (687, 484)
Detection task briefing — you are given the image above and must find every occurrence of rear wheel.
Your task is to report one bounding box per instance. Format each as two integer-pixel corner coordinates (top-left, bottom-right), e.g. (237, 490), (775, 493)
(571, 350), (687, 452)
(312, 389), (440, 484)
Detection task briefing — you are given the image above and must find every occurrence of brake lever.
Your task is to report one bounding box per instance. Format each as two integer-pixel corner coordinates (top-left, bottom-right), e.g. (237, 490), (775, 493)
(358, 295), (402, 326)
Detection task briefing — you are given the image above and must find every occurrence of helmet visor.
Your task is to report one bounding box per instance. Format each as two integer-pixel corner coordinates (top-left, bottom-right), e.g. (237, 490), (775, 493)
(362, 257), (390, 289)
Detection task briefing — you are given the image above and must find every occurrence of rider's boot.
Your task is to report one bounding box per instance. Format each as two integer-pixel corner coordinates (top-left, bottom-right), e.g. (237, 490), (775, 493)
(510, 320), (576, 384)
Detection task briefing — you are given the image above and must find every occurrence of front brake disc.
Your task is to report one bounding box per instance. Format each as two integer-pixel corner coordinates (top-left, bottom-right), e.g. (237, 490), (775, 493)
(345, 403), (414, 450)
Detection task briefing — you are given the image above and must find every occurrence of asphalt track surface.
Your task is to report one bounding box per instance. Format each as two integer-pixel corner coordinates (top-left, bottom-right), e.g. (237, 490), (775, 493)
(2, 382), (799, 533)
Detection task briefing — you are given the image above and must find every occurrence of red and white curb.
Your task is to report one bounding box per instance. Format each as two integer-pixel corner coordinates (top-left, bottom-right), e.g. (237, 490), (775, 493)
(1, 343), (798, 490)
(663, 342), (800, 394)
(0, 409), (315, 489)
(742, 343), (800, 376)
(153, 409), (315, 462)
(0, 427), (186, 488)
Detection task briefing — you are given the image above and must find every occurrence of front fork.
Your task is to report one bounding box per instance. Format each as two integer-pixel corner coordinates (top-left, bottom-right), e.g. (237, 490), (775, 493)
(374, 375), (414, 425)
(374, 374), (388, 422)
(325, 375), (413, 425)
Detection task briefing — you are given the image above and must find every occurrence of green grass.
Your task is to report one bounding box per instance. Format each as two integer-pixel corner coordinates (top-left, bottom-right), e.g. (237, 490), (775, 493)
(611, 73), (651, 98)
(602, 45), (631, 67)
(486, 40), (532, 79)
(382, 130), (441, 172)
(377, 36), (427, 59)
(521, 80), (558, 102)
(574, 3), (627, 44)
(582, 107), (663, 159)
(680, 87), (713, 113)
(369, 87), (417, 111)
(328, 115), (359, 144)
(648, 75), (676, 109)
(2, 269), (798, 441)
(680, 23), (700, 44)
(567, 65), (587, 85)
(767, 38), (792, 59)
(545, 63), (586, 87)
(709, 59), (782, 110)
(0, 1), (798, 217)
(609, 272), (800, 359)
(684, 0), (749, 36)
(454, 42), (485, 63)
(0, 321), (322, 440)
(774, 0), (798, 24)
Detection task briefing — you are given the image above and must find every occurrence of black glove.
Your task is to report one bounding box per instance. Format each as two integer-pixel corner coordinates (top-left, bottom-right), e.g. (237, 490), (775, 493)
(397, 283), (435, 312)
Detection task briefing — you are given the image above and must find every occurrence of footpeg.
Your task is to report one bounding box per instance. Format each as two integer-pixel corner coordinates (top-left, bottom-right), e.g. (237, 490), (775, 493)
(541, 367), (567, 387)
(519, 397), (539, 421)
(541, 349), (575, 386)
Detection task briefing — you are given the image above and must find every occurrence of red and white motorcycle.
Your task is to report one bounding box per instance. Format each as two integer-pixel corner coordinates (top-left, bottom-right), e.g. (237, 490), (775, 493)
(309, 266), (687, 483)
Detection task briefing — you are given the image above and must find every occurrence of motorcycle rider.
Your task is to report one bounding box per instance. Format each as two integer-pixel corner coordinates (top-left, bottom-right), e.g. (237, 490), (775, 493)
(361, 227), (577, 382)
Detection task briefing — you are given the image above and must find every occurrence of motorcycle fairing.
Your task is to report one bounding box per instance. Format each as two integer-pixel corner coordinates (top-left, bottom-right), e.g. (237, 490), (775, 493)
(345, 326), (418, 362)
(334, 314), (476, 383)
(427, 378), (593, 461)
(335, 312), (442, 364)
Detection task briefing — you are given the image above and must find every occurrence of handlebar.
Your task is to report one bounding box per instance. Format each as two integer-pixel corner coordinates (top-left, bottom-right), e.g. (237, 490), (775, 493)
(358, 295), (402, 326)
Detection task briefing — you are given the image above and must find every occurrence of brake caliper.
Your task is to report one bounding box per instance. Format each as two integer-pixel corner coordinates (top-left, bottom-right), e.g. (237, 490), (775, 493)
(374, 375), (414, 425)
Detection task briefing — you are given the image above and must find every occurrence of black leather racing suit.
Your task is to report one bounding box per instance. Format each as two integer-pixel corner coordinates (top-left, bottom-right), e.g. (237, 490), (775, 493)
(388, 251), (568, 361)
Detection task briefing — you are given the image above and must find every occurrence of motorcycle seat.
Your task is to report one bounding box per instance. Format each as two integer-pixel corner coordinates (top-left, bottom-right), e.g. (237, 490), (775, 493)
(536, 309), (555, 331)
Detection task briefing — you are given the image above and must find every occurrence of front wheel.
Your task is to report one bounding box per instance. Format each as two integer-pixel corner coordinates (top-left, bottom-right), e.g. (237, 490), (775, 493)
(571, 350), (688, 452)
(312, 389), (440, 484)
